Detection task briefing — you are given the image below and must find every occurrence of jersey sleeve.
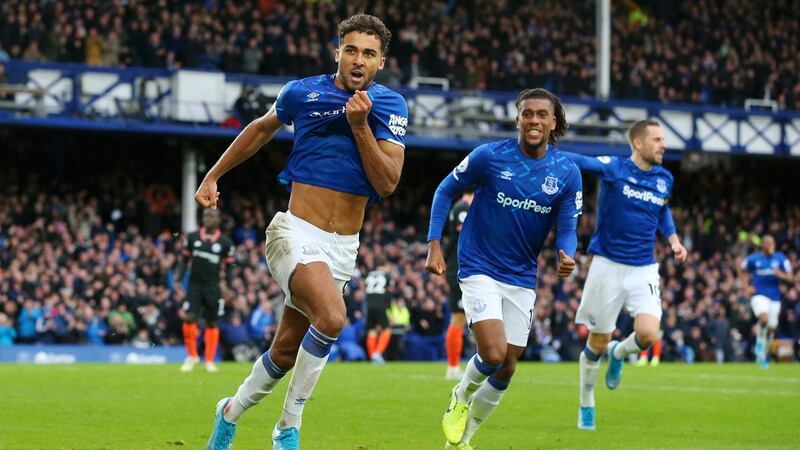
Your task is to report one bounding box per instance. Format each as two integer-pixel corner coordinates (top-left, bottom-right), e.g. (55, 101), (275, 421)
(741, 255), (754, 272)
(561, 152), (618, 181)
(555, 168), (582, 255)
(427, 146), (492, 241)
(371, 92), (409, 148)
(782, 255), (792, 273)
(657, 204), (677, 238)
(274, 80), (300, 125)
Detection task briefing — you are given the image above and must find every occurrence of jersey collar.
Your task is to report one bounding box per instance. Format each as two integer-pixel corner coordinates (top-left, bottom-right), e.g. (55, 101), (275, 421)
(199, 228), (221, 243)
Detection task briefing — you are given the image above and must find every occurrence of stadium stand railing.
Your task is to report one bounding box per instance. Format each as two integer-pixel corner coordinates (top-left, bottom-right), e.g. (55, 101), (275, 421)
(2, 60), (800, 157)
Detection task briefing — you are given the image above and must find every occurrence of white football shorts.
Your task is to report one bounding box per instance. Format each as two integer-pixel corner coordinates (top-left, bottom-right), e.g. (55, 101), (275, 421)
(264, 211), (358, 316)
(459, 274), (537, 347)
(576, 255), (662, 334)
(750, 295), (781, 328)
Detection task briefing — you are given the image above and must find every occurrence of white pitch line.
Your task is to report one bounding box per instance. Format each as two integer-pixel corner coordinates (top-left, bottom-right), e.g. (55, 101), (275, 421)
(393, 374), (800, 398)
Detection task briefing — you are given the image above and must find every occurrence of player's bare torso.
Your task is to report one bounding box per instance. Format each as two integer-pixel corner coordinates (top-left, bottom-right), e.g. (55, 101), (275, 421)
(288, 182), (368, 235)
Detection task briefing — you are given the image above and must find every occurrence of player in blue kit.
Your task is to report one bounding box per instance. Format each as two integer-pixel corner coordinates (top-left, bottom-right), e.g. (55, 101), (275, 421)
(562, 119), (688, 431)
(426, 88), (583, 449)
(740, 235), (793, 369)
(198, 14), (408, 450)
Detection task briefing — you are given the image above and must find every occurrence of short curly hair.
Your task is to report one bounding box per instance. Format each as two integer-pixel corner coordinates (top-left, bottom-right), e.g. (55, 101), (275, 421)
(337, 14), (392, 54)
(515, 88), (568, 146)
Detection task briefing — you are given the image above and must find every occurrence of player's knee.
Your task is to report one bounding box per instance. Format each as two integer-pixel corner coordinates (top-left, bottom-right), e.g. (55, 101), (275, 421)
(636, 330), (659, 349)
(587, 333), (611, 355)
(313, 310), (346, 337)
(479, 347), (506, 368)
(494, 361), (517, 380)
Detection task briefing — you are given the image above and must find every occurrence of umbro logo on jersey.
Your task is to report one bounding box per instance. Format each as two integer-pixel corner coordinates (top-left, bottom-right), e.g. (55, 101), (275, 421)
(500, 170), (514, 180)
(628, 177), (638, 184)
(306, 92), (320, 102)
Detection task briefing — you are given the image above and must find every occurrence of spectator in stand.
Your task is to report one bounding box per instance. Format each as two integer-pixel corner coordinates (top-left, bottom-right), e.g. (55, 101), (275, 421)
(0, 313), (17, 346)
(0, 0), (797, 109)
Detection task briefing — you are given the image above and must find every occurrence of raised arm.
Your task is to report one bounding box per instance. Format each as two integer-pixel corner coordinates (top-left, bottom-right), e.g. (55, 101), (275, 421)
(560, 152), (617, 179)
(195, 105), (284, 208)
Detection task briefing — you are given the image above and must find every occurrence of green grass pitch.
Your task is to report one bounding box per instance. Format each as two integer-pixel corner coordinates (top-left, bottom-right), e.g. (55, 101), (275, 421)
(1, 362), (798, 449)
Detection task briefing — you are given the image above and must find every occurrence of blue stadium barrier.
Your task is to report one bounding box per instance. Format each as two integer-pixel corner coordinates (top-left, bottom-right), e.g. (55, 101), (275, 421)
(3, 60), (799, 156)
(0, 344), (187, 364)
(404, 333), (446, 361)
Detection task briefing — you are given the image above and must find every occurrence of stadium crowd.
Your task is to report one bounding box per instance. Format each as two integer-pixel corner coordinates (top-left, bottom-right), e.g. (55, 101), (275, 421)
(0, 0), (799, 110)
(1, 139), (798, 363)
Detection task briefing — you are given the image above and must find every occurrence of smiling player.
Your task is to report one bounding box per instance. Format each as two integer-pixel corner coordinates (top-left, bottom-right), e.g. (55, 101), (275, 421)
(427, 88), (582, 449)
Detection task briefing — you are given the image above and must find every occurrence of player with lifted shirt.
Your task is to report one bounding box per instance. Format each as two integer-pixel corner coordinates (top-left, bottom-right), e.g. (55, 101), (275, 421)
(200, 14), (408, 450)
(427, 88), (582, 449)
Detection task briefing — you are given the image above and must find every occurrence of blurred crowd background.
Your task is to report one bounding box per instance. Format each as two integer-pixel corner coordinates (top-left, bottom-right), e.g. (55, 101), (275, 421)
(1, 131), (798, 363)
(0, 0), (798, 109)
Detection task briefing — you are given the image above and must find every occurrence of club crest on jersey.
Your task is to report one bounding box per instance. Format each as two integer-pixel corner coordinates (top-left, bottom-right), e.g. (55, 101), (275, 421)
(542, 176), (559, 195)
(656, 178), (667, 194)
(500, 170), (514, 180)
(472, 298), (487, 313)
(306, 91), (320, 102)
(211, 243), (221, 253)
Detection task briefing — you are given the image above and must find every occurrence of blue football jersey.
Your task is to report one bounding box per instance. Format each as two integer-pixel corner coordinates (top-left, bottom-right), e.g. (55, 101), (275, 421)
(428, 139), (583, 289)
(562, 154), (676, 266)
(274, 74), (408, 204)
(742, 251), (791, 301)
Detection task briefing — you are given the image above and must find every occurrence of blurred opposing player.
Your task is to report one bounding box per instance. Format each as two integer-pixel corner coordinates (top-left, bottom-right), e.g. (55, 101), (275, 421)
(178, 208), (235, 373)
(444, 189), (473, 380)
(740, 235), (793, 369)
(364, 256), (394, 363)
(199, 14), (407, 450)
(562, 119), (687, 430)
(427, 88), (582, 449)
